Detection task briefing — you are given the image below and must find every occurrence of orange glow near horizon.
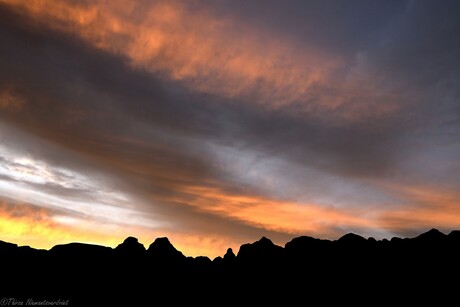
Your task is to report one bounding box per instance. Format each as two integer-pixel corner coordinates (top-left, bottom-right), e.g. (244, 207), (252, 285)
(0, 200), (238, 258)
(0, 201), (124, 249)
(2, 180), (460, 257)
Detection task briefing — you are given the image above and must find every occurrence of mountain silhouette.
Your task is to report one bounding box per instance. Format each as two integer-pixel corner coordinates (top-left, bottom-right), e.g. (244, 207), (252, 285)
(337, 232), (368, 244)
(414, 228), (446, 241)
(148, 237), (184, 258)
(223, 247), (236, 262)
(2, 228), (460, 304)
(115, 236), (145, 256)
(237, 236), (283, 261)
(50, 242), (113, 257)
(448, 230), (460, 241)
(0, 240), (18, 255)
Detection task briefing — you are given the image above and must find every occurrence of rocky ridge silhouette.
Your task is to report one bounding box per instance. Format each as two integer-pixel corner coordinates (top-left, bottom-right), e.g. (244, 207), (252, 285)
(2, 229), (459, 304)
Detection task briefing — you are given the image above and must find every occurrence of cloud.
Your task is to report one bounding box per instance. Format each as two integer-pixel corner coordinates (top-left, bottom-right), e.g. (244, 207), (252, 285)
(0, 87), (24, 111)
(170, 185), (377, 236)
(377, 184), (460, 237)
(0, 0), (436, 181)
(0, 0), (459, 256)
(0, 0), (413, 122)
(0, 130), (156, 229)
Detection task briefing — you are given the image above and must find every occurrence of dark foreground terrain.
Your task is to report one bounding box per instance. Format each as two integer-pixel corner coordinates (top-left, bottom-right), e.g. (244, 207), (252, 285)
(2, 229), (460, 304)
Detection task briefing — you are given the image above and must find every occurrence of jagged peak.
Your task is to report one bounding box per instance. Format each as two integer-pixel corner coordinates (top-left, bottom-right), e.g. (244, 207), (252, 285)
(148, 237), (174, 250)
(115, 236), (146, 252)
(3, 228), (460, 260)
(415, 228), (446, 240)
(257, 236), (275, 245)
(123, 236), (140, 244)
(224, 247), (236, 260)
(338, 233), (366, 243)
(147, 237), (185, 259)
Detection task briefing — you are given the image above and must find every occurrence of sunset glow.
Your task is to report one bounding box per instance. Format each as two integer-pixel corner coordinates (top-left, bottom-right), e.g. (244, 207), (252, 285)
(1, 0), (460, 258)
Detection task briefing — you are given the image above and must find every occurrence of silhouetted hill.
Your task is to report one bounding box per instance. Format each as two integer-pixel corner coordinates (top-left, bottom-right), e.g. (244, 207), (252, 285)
(0, 240), (18, 255)
(414, 228), (446, 242)
(115, 236), (145, 256)
(2, 229), (460, 304)
(223, 247), (236, 262)
(238, 236), (283, 259)
(50, 242), (113, 257)
(337, 232), (367, 244)
(448, 230), (460, 241)
(147, 237), (185, 263)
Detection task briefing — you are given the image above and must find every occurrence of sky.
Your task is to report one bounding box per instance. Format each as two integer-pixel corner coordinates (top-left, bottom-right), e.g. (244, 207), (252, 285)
(0, 0), (459, 258)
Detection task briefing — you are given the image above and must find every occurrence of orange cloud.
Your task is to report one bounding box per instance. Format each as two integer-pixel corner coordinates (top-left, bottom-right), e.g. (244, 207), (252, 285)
(4, 180), (460, 257)
(2, 0), (402, 121)
(168, 185), (377, 238)
(376, 184), (460, 232)
(164, 181), (460, 242)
